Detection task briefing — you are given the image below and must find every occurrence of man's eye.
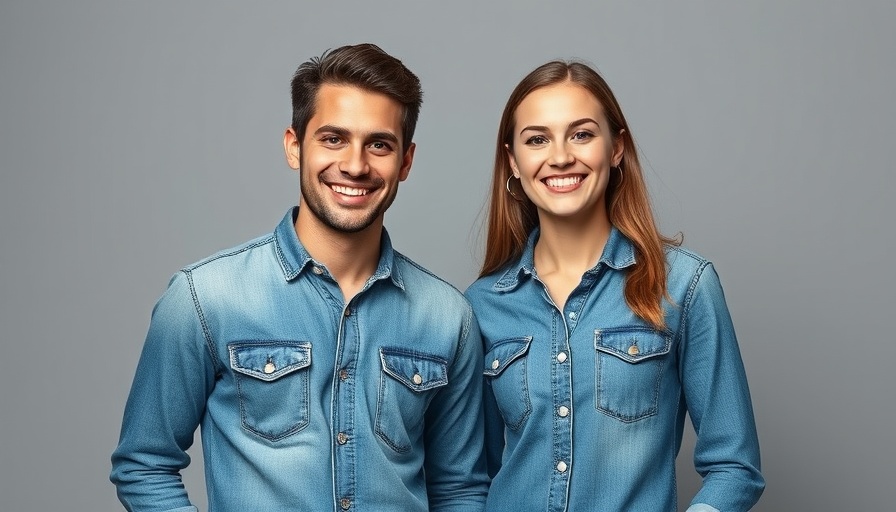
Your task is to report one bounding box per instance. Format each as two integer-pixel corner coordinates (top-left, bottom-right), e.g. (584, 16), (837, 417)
(369, 141), (392, 151)
(325, 136), (341, 144)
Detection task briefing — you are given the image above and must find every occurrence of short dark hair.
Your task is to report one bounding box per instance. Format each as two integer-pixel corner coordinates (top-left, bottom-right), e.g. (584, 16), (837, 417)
(290, 43), (423, 151)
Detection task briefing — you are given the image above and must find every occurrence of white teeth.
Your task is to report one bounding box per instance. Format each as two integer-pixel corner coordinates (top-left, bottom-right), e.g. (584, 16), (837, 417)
(331, 185), (369, 196)
(545, 176), (582, 188)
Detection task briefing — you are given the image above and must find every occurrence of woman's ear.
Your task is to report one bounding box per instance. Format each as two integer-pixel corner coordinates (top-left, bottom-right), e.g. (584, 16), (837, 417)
(505, 144), (520, 178)
(612, 129), (626, 167)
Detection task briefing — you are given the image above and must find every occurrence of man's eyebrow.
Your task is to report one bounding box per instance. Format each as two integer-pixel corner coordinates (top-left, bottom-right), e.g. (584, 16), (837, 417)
(366, 131), (400, 145)
(313, 125), (351, 138)
(312, 126), (400, 145)
(519, 118), (601, 136)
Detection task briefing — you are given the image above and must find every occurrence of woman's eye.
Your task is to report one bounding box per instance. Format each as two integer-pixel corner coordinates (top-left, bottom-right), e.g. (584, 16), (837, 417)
(525, 135), (548, 145)
(572, 131), (593, 141)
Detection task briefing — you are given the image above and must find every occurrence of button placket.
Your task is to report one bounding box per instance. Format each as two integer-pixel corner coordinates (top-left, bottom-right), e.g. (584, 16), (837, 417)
(548, 308), (573, 511)
(333, 301), (357, 512)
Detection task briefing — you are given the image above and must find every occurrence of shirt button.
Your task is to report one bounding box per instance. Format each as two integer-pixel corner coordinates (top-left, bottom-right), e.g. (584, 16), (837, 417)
(344, 308), (352, 317)
(412, 373), (423, 385)
(491, 359), (500, 370)
(557, 406), (569, 417)
(336, 432), (349, 445)
(557, 460), (568, 473)
(568, 311), (577, 320)
(312, 266), (324, 275)
(339, 369), (349, 381)
(556, 352), (567, 363)
(340, 497), (352, 510)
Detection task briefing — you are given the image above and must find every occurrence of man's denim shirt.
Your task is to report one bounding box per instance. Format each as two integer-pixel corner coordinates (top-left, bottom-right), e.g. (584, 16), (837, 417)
(465, 227), (764, 512)
(111, 208), (489, 511)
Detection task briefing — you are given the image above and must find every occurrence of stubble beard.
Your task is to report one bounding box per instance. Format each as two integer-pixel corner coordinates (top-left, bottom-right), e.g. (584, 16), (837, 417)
(299, 168), (397, 234)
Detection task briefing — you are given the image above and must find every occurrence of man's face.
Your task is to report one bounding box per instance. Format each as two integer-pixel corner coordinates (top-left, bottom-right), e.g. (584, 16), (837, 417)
(284, 84), (414, 234)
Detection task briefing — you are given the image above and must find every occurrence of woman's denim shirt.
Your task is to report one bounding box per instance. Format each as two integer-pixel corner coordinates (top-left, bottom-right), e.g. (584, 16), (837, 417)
(111, 208), (488, 511)
(465, 227), (764, 512)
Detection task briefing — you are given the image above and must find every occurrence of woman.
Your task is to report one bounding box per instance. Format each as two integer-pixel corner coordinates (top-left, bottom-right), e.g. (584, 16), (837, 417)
(465, 61), (764, 511)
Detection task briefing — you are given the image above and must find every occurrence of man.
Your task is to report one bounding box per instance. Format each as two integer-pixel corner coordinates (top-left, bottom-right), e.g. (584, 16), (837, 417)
(111, 43), (488, 511)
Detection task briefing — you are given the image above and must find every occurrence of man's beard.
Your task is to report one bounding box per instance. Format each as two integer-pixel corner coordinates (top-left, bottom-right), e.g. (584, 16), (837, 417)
(299, 168), (396, 234)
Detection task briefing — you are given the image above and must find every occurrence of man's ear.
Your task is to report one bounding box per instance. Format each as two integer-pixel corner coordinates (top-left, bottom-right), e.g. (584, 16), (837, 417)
(398, 142), (416, 182)
(283, 127), (301, 170)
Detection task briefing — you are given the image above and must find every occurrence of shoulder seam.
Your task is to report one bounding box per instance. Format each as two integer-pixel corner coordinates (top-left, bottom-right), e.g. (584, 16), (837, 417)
(675, 260), (713, 352)
(393, 252), (466, 296)
(182, 268), (223, 375)
(183, 235), (276, 272)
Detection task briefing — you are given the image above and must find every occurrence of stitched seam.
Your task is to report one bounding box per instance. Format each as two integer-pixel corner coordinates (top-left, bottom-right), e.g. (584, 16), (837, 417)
(184, 235), (275, 272)
(184, 269), (221, 374)
(676, 261), (710, 358)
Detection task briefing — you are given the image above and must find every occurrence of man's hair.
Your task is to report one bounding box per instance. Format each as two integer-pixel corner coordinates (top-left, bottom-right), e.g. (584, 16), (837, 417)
(290, 43), (423, 152)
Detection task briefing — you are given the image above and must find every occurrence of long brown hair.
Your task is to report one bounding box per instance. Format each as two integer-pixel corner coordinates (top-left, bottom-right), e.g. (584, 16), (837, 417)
(480, 61), (679, 329)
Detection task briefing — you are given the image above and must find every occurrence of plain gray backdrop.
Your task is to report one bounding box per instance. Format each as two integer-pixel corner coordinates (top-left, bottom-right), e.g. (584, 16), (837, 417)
(2, 1), (893, 510)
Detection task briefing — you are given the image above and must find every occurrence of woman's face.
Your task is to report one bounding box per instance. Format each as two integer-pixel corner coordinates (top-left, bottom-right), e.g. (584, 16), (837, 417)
(507, 82), (622, 224)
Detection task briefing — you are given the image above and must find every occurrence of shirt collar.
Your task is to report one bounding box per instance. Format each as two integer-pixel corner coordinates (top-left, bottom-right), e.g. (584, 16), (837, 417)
(273, 207), (404, 290)
(492, 225), (636, 292)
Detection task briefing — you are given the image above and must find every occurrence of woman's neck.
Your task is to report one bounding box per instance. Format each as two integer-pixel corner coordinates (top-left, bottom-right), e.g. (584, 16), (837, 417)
(532, 210), (612, 311)
(534, 210), (612, 276)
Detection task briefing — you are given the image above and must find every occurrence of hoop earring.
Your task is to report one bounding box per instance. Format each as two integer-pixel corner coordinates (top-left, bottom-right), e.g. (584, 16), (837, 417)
(612, 165), (623, 185)
(505, 175), (523, 201)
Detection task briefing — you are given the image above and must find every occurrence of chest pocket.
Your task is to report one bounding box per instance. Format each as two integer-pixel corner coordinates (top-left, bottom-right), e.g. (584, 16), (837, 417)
(229, 341), (312, 441)
(375, 348), (449, 453)
(484, 336), (532, 431)
(594, 328), (671, 422)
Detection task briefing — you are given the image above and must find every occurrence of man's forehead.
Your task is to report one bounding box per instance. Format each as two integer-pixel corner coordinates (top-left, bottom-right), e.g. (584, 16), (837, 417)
(307, 84), (403, 131)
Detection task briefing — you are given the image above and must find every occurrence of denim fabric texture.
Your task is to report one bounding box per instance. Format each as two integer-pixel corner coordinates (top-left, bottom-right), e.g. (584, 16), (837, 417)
(111, 208), (488, 511)
(465, 227), (764, 512)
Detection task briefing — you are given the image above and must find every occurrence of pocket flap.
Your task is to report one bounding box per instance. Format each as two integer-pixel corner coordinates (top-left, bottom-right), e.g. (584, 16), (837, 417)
(484, 336), (533, 377)
(594, 328), (670, 363)
(229, 341), (312, 381)
(379, 348), (448, 392)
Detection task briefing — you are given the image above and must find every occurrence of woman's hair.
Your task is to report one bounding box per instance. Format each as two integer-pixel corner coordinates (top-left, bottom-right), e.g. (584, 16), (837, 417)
(480, 60), (679, 329)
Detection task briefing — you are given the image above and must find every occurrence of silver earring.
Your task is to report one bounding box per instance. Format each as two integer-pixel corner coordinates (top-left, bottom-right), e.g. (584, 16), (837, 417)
(505, 175), (522, 201)
(612, 164), (623, 184)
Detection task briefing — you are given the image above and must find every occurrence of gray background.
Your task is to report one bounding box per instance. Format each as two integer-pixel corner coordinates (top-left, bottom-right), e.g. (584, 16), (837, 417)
(1, 1), (893, 510)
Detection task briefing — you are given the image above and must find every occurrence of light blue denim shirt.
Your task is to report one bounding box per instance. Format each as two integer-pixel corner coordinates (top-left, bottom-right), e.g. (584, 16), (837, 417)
(465, 227), (764, 512)
(111, 208), (488, 511)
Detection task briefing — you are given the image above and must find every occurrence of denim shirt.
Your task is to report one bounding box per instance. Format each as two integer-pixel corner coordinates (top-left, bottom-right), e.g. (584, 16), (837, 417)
(111, 208), (488, 512)
(465, 227), (764, 512)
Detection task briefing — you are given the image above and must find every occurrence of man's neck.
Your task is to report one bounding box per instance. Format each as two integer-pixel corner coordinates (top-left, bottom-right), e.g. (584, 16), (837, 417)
(294, 210), (383, 303)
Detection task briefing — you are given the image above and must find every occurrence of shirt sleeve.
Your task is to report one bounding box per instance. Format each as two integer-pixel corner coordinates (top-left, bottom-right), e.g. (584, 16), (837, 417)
(423, 304), (489, 511)
(110, 271), (217, 511)
(679, 262), (765, 511)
